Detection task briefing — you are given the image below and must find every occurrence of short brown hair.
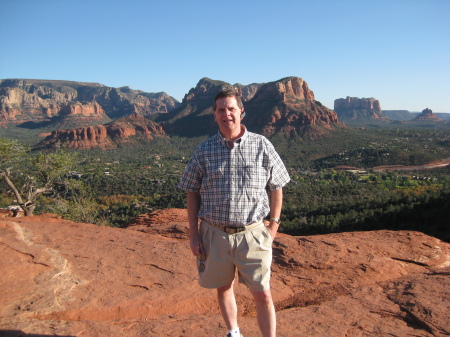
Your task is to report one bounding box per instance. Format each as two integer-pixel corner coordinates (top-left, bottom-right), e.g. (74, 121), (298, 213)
(213, 87), (244, 111)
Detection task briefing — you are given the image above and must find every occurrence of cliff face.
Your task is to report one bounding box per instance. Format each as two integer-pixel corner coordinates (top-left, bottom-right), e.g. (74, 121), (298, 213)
(161, 76), (341, 138)
(250, 76), (315, 102)
(245, 77), (340, 136)
(0, 85), (80, 123)
(59, 101), (106, 117)
(334, 96), (389, 122)
(38, 114), (166, 149)
(234, 82), (264, 102)
(0, 79), (180, 126)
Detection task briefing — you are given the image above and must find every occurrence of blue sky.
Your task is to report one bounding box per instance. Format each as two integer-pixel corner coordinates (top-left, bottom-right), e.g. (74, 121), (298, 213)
(1, 0), (449, 112)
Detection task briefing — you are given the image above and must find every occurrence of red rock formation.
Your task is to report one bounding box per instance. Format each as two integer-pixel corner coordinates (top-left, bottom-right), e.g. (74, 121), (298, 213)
(414, 108), (443, 122)
(1, 210), (449, 336)
(38, 114), (166, 149)
(245, 77), (341, 136)
(164, 76), (341, 138)
(107, 114), (165, 140)
(0, 86), (68, 122)
(181, 77), (228, 106)
(249, 77), (315, 103)
(0, 79), (180, 126)
(334, 96), (389, 122)
(41, 125), (114, 149)
(234, 82), (264, 102)
(335, 96), (381, 111)
(59, 101), (106, 118)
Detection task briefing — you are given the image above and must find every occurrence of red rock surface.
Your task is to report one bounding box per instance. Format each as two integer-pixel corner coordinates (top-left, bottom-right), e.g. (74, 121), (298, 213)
(1, 209), (449, 336)
(59, 102), (107, 118)
(38, 114), (166, 149)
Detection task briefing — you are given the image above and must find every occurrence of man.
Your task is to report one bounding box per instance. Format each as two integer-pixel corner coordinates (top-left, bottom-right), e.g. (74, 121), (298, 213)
(178, 87), (290, 337)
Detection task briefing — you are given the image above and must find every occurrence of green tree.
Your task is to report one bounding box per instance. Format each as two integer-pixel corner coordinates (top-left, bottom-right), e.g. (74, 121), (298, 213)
(0, 138), (78, 216)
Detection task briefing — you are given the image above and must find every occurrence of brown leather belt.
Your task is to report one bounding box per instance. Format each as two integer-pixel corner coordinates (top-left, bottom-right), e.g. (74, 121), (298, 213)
(212, 224), (246, 234)
(207, 221), (263, 234)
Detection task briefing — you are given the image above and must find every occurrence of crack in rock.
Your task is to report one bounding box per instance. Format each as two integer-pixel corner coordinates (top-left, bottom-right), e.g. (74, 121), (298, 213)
(10, 222), (88, 313)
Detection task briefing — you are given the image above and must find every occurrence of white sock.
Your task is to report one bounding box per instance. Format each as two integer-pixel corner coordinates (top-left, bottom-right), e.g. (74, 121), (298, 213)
(228, 327), (240, 337)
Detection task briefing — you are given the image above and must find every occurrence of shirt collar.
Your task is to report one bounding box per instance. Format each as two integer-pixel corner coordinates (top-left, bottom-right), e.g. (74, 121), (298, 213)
(217, 125), (248, 148)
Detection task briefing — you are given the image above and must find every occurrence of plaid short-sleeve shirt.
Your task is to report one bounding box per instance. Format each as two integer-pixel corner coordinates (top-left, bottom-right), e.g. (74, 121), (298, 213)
(178, 128), (290, 227)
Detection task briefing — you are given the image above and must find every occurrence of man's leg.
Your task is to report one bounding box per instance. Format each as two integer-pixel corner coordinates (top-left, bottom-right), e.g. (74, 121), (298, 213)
(217, 281), (238, 330)
(250, 289), (276, 337)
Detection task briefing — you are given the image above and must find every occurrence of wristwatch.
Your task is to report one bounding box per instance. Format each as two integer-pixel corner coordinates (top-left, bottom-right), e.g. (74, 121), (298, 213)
(270, 217), (281, 224)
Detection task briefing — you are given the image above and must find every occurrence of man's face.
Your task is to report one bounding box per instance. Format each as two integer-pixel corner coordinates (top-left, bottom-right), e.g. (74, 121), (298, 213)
(213, 96), (244, 135)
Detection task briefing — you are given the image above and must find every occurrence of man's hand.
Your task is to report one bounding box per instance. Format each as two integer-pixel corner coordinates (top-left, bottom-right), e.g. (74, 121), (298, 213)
(190, 233), (205, 256)
(187, 191), (203, 256)
(267, 220), (279, 240)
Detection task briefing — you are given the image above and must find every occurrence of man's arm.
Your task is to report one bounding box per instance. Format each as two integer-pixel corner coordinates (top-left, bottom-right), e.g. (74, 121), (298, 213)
(267, 188), (283, 240)
(187, 191), (204, 256)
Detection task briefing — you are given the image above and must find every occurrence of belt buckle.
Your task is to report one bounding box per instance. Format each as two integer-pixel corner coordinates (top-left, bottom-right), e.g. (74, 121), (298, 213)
(225, 227), (236, 234)
(225, 226), (245, 234)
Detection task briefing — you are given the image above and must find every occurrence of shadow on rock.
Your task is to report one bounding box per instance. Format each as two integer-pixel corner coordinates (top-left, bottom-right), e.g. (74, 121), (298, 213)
(0, 331), (74, 337)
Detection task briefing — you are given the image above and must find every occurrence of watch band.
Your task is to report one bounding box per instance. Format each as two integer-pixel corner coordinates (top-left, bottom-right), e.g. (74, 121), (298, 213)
(270, 217), (280, 224)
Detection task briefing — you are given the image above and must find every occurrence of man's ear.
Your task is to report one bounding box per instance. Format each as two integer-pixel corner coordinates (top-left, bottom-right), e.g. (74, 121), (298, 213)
(241, 109), (246, 119)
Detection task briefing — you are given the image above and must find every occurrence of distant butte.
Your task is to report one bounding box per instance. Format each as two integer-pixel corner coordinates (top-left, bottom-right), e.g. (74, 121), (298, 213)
(334, 96), (389, 122)
(414, 108), (444, 121)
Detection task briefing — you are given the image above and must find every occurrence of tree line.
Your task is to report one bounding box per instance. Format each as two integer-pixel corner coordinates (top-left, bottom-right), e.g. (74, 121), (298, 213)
(1, 126), (450, 242)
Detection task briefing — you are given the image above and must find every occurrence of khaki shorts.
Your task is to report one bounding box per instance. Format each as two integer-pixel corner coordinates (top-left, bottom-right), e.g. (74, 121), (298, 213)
(197, 220), (273, 292)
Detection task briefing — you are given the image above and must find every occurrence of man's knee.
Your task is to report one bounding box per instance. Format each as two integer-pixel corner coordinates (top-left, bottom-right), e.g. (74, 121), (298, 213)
(251, 289), (273, 305)
(217, 281), (234, 295)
